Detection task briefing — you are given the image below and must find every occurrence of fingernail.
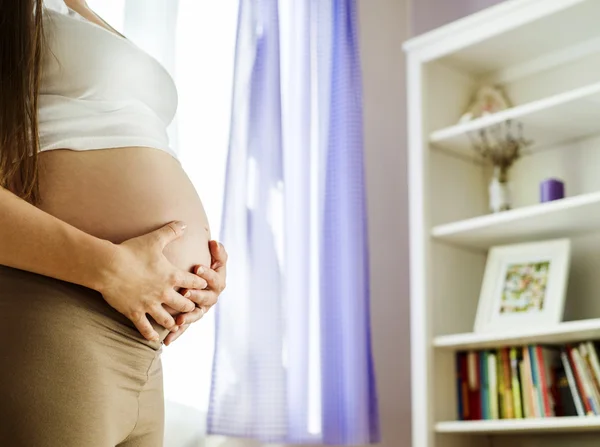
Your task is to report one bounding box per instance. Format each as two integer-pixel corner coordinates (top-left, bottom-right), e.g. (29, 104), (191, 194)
(151, 334), (159, 341)
(197, 266), (204, 274)
(184, 291), (191, 298)
(172, 326), (179, 332)
(176, 221), (187, 231)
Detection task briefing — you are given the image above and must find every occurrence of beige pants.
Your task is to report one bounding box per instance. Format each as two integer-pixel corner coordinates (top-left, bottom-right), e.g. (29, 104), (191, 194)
(0, 265), (168, 446)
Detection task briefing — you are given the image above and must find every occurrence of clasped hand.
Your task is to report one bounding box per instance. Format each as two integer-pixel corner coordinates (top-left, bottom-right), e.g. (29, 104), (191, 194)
(163, 239), (227, 346)
(98, 221), (228, 344)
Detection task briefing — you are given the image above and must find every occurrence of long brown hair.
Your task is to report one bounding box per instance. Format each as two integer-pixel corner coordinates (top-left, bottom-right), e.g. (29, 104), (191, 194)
(0, 0), (44, 204)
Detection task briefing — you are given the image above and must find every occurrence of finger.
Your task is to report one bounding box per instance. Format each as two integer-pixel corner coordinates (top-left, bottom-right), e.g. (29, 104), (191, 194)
(163, 289), (195, 313)
(209, 240), (228, 268)
(195, 265), (225, 293)
(151, 221), (187, 250)
(176, 306), (206, 326)
(164, 324), (189, 346)
(173, 270), (209, 291)
(149, 305), (177, 331)
(195, 265), (217, 286)
(185, 289), (218, 308)
(130, 311), (160, 341)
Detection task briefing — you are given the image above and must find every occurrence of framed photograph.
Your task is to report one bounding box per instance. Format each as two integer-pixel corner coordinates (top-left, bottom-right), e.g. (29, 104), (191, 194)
(474, 238), (571, 333)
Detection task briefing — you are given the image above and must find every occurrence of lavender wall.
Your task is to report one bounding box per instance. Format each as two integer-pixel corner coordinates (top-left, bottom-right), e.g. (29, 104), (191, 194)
(354, 1), (507, 446)
(358, 0), (411, 446)
(412, 0), (506, 35)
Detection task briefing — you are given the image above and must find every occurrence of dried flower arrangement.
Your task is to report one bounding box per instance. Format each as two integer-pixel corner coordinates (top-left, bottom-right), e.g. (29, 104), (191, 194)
(468, 120), (532, 212)
(468, 120), (531, 181)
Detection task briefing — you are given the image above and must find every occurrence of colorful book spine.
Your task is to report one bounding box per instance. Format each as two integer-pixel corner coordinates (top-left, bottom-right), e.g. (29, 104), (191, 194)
(569, 345), (597, 415)
(467, 351), (481, 421)
(481, 350), (489, 420)
(579, 343), (600, 408)
(535, 346), (552, 417)
(497, 349), (505, 419)
(519, 360), (531, 418)
(528, 345), (544, 417)
(585, 342), (600, 396)
(501, 348), (514, 418)
(510, 347), (523, 419)
(488, 352), (499, 419)
(523, 346), (538, 417)
(455, 342), (600, 422)
(561, 349), (585, 416)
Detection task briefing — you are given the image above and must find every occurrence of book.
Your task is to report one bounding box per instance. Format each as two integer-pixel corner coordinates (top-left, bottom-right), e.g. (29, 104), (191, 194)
(510, 347), (523, 419)
(456, 352), (466, 420)
(481, 350), (490, 420)
(519, 359), (531, 418)
(523, 346), (539, 417)
(488, 352), (499, 419)
(455, 341), (600, 421)
(569, 345), (598, 415)
(535, 346), (557, 417)
(585, 342), (600, 397)
(500, 348), (514, 418)
(467, 351), (481, 420)
(555, 365), (579, 416)
(561, 349), (585, 416)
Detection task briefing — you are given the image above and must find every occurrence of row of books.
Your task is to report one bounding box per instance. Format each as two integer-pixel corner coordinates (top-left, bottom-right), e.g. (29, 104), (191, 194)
(456, 341), (600, 420)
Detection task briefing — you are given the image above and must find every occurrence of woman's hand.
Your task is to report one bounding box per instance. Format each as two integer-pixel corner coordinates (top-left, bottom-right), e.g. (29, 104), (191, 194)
(98, 221), (208, 342)
(163, 240), (228, 346)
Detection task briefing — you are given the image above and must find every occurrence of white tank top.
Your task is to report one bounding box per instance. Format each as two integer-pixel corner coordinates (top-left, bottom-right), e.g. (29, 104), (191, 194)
(40, 0), (179, 158)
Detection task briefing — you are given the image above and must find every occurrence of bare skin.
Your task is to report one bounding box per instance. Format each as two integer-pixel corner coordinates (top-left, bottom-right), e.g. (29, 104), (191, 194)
(0, 0), (227, 342)
(37, 148), (217, 339)
(40, 0), (227, 342)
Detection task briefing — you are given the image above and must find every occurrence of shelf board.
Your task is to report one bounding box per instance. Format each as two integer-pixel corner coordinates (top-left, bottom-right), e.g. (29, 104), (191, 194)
(431, 191), (600, 249)
(434, 318), (600, 350)
(429, 81), (600, 156)
(436, 417), (600, 434)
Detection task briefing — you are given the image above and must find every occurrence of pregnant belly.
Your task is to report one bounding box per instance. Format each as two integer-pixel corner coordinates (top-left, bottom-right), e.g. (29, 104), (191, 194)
(36, 147), (212, 276)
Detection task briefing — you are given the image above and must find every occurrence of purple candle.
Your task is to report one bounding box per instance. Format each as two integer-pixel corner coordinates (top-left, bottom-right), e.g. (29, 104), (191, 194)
(540, 178), (564, 203)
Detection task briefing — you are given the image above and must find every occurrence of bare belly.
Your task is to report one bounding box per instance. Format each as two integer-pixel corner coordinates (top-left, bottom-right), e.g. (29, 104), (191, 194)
(37, 147), (212, 276)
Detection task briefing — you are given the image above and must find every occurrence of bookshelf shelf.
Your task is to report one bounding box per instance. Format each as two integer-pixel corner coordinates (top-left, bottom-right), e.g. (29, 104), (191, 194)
(435, 417), (600, 434)
(429, 81), (600, 157)
(434, 319), (600, 350)
(431, 191), (600, 250)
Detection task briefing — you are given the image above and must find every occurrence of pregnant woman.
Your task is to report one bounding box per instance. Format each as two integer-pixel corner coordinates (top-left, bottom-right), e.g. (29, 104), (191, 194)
(0, 0), (228, 445)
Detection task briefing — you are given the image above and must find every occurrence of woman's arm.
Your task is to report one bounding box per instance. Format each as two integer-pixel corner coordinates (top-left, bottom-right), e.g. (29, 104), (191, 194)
(0, 186), (115, 290)
(0, 186), (206, 341)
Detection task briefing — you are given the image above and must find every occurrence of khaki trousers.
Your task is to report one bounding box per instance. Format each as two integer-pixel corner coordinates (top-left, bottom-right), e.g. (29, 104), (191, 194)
(0, 265), (167, 446)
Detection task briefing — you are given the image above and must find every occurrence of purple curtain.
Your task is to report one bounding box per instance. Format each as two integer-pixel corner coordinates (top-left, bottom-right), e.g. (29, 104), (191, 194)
(207, 0), (379, 444)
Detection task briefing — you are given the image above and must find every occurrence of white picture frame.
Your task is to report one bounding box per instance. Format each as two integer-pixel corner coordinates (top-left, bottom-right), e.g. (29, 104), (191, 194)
(474, 238), (571, 334)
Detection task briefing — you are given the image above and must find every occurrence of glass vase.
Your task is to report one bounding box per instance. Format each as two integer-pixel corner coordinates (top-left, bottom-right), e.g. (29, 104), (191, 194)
(489, 166), (511, 213)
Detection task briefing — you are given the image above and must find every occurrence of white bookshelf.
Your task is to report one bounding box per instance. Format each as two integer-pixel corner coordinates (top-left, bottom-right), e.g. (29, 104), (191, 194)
(430, 81), (600, 157)
(404, 1), (600, 446)
(434, 318), (600, 351)
(432, 191), (600, 249)
(436, 417), (600, 434)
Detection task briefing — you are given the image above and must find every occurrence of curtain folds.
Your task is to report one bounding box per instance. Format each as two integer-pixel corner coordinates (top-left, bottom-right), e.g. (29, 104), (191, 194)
(208, 1), (379, 444)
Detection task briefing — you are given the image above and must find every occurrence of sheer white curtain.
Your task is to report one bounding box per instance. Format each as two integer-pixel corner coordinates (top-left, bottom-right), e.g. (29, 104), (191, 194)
(85, 1), (237, 444)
